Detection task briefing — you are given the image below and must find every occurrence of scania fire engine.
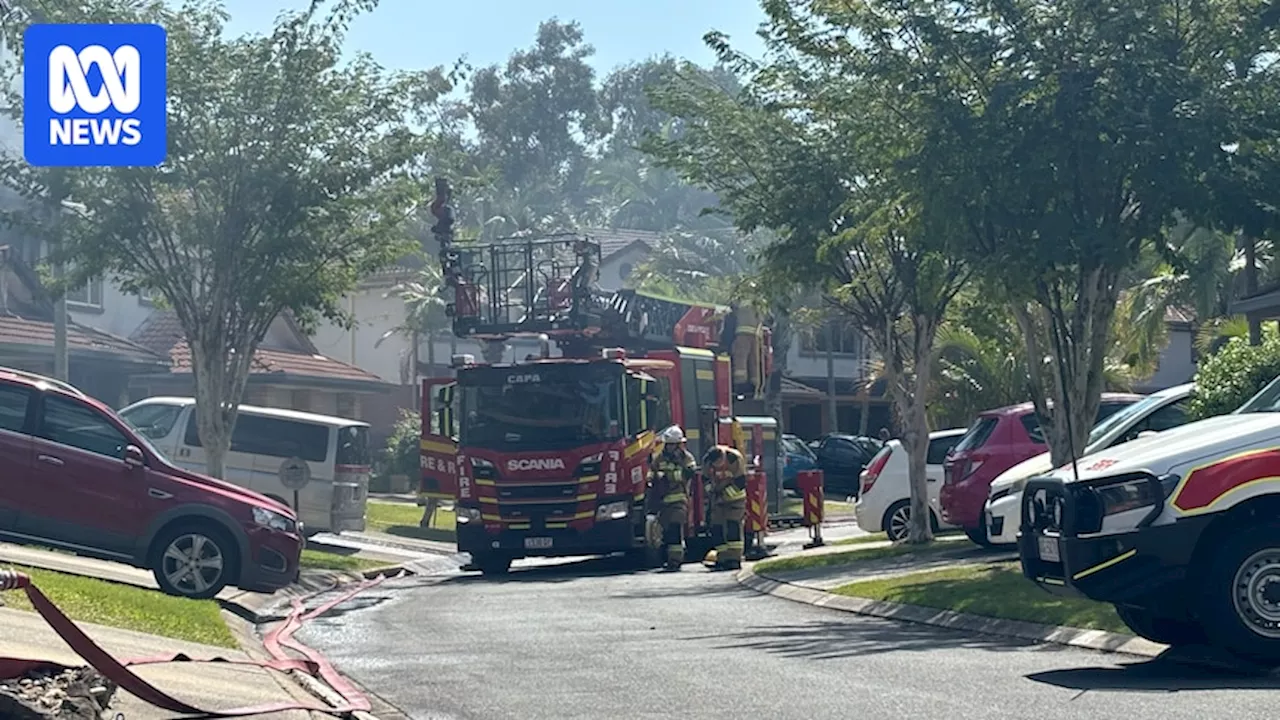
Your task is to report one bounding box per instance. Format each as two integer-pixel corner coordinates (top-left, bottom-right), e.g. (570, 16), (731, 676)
(417, 178), (782, 575)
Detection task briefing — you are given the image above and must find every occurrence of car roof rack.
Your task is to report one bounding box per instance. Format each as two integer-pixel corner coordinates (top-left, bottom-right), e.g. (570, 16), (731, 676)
(0, 366), (87, 398)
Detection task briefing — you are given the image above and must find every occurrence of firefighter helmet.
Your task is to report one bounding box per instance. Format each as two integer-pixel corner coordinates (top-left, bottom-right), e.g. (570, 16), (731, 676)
(658, 425), (686, 444)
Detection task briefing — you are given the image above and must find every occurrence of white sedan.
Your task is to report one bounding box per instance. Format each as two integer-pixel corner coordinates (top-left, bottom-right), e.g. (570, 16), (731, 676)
(984, 382), (1194, 546)
(855, 429), (966, 542)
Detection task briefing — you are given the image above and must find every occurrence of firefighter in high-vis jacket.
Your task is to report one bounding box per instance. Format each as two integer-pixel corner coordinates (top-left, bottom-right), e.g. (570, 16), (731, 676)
(649, 425), (698, 570)
(702, 444), (748, 570)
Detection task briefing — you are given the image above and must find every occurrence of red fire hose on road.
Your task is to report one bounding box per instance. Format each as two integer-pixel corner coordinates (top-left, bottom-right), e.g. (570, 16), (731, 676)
(0, 569), (385, 717)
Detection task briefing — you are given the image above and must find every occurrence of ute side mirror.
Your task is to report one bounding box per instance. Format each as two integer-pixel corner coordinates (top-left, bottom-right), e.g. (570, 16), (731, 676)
(123, 444), (145, 468)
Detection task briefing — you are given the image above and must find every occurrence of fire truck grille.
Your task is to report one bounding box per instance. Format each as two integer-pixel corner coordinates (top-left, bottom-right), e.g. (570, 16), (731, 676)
(496, 502), (581, 521)
(496, 483), (581, 501)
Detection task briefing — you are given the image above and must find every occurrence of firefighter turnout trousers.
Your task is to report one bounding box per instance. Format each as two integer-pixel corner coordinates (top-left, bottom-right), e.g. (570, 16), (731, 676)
(659, 502), (687, 565)
(709, 495), (746, 567)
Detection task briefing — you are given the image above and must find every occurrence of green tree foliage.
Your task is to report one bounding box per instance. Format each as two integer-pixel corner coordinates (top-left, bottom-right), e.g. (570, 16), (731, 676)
(1188, 332), (1280, 420)
(0, 0), (448, 477)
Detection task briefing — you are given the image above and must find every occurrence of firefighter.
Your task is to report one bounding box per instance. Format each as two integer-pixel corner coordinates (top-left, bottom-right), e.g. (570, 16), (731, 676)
(702, 444), (748, 570)
(650, 425), (697, 570)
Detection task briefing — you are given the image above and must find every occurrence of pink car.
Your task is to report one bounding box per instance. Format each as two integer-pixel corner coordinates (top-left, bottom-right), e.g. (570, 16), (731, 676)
(939, 393), (1142, 545)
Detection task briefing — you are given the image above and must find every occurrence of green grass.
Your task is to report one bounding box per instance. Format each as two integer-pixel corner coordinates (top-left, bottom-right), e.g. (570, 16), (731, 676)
(832, 533), (889, 546)
(780, 497), (856, 517)
(755, 540), (959, 574)
(298, 548), (391, 573)
(365, 500), (457, 543)
(0, 564), (235, 648)
(832, 561), (1126, 633)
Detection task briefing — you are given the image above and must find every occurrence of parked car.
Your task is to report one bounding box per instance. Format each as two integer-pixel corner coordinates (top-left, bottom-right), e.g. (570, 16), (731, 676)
(119, 397), (370, 535)
(984, 383), (1194, 546)
(1020, 375), (1280, 663)
(780, 433), (819, 490)
(810, 433), (884, 498)
(940, 392), (1143, 545)
(0, 368), (302, 599)
(854, 428), (966, 541)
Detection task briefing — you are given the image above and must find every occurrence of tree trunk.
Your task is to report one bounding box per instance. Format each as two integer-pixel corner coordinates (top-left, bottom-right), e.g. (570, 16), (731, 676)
(825, 321), (838, 432)
(1244, 232), (1261, 346)
(765, 308), (791, 430)
(903, 316), (936, 544)
(188, 334), (256, 479)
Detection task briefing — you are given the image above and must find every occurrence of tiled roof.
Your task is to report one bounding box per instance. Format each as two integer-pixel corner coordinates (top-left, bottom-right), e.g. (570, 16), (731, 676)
(133, 310), (385, 385)
(781, 377), (823, 397)
(167, 342), (385, 384)
(0, 314), (165, 364)
(1164, 306), (1195, 325)
(582, 228), (663, 260)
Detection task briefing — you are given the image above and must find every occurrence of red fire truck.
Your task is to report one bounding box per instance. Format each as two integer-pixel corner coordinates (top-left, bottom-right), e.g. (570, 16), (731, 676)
(416, 181), (781, 574)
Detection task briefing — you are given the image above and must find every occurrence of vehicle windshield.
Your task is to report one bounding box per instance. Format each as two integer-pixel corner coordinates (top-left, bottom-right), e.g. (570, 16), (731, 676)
(460, 363), (624, 451)
(1085, 394), (1166, 449)
(1236, 376), (1280, 413)
(118, 403), (179, 462)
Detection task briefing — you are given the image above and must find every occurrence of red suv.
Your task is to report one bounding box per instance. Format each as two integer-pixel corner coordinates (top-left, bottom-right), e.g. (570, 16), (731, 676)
(939, 393), (1142, 545)
(0, 368), (302, 598)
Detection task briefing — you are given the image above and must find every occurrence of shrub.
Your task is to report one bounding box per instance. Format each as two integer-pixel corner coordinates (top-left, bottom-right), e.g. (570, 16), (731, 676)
(1188, 335), (1280, 419)
(382, 408), (422, 478)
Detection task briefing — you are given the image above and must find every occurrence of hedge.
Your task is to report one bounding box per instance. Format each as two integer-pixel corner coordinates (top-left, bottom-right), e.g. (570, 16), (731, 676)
(1188, 334), (1280, 419)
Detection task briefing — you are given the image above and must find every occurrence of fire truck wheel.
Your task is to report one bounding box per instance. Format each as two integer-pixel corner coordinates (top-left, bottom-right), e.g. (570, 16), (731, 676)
(1114, 605), (1204, 646)
(1200, 526), (1280, 665)
(475, 554), (512, 576)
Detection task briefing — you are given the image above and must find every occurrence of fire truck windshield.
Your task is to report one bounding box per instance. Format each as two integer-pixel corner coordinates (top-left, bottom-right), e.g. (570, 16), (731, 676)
(459, 363), (624, 451)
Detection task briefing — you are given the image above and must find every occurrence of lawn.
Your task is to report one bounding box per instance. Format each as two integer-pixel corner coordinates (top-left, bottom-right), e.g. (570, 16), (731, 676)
(298, 548), (392, 573)
(780, 497), (856, 517)
(832, 561), (1127, 633)
(365, 500), (456, 543)
(754, 540), (960, 574)
(0, 564), (235, 648)
(833, 533), (888, 546)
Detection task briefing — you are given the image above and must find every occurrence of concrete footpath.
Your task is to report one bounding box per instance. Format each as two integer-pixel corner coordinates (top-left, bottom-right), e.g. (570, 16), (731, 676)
(0, 607), (323, 719)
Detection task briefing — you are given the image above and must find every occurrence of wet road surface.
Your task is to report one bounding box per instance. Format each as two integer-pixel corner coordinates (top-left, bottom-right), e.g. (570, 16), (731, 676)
(297, 556), (1280, 720)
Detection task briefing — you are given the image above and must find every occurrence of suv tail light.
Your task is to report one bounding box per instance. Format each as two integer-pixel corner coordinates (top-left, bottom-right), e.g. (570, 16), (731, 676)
(861, 449), (893, 495)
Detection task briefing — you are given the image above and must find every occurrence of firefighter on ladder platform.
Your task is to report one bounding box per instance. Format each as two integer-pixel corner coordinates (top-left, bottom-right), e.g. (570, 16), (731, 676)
(649, 425), (697, 570)
(701, 444), (748, 570)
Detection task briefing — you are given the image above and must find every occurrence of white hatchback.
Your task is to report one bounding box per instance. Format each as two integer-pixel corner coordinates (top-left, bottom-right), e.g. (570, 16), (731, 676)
(984, 382), (1194, 546)
(855, 428), (966, 541)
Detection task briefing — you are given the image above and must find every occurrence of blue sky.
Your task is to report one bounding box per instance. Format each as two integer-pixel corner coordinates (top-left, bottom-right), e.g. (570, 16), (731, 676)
(218, 0), (768, 77)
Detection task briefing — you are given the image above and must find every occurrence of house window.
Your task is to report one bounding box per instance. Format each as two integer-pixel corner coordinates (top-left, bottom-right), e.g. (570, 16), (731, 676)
(65, 276), (103, 309)
(336, 393), (358, 418)
(801, 320), (860, 356)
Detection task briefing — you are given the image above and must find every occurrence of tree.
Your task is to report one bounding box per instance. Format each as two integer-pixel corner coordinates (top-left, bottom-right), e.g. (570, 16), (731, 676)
(764, 0), (1255, 466)
(645, 40), (969, 543)
(0, 0), (450, 477)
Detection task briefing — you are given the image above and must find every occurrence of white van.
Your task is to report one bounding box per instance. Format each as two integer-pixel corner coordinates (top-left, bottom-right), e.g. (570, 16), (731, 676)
(118, 397), (369, 535)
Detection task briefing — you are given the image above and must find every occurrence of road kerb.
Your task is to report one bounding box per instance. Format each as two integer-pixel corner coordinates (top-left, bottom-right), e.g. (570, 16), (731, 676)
(736, 566), (1167, 658)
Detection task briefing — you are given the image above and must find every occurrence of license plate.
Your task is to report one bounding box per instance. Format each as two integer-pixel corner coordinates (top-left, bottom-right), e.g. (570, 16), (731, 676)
(524, 537), (553, 550)
(1037, 535), (1060, 563)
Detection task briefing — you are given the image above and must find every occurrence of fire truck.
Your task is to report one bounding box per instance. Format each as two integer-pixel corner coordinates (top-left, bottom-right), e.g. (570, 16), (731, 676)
(417, 179), (783, 575)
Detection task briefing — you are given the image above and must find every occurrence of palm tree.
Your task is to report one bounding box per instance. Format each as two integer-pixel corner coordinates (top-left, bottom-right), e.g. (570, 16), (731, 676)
(378, 262), (450, 383)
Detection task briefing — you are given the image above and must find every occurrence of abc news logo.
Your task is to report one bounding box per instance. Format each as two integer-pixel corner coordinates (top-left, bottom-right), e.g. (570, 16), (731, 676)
(48, 44), (143, 147)
(24, 24), (167, 167)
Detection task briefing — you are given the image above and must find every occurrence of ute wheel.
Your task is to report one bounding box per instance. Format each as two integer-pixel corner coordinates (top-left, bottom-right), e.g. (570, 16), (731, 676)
(151, 522), (238, 600)
(475, 554), (512, 576)
(1199, 525), (1280, 665)
(882, 501), (912, 543)
(1115, 605), (1205, 646)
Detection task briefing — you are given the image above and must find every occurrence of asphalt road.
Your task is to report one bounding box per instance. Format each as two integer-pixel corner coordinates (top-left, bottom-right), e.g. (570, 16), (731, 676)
(297, 556), (1280, 720)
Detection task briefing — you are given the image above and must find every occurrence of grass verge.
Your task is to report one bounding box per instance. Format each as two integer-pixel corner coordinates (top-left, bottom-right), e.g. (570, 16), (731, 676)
(832, 561), (1126, 633)
(298, 549), (390, 573)
(365, 500), (456, 543)
(755, 540), (959, 574)
(1, 564), (235, 648)
(832, 533), (888, 546)
(780, 497), (856, 517)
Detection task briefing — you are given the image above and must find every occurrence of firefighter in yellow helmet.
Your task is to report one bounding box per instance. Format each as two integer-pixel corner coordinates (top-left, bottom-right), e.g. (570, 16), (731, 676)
(701, 444), (748, 570)
(649, 425), (697, 570)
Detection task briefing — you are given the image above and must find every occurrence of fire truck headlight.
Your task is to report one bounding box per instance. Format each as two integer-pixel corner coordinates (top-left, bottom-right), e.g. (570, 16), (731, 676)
(595, 501), (630, 521)
(456, 507), (482, 524)
(580, 452), (604, 464)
